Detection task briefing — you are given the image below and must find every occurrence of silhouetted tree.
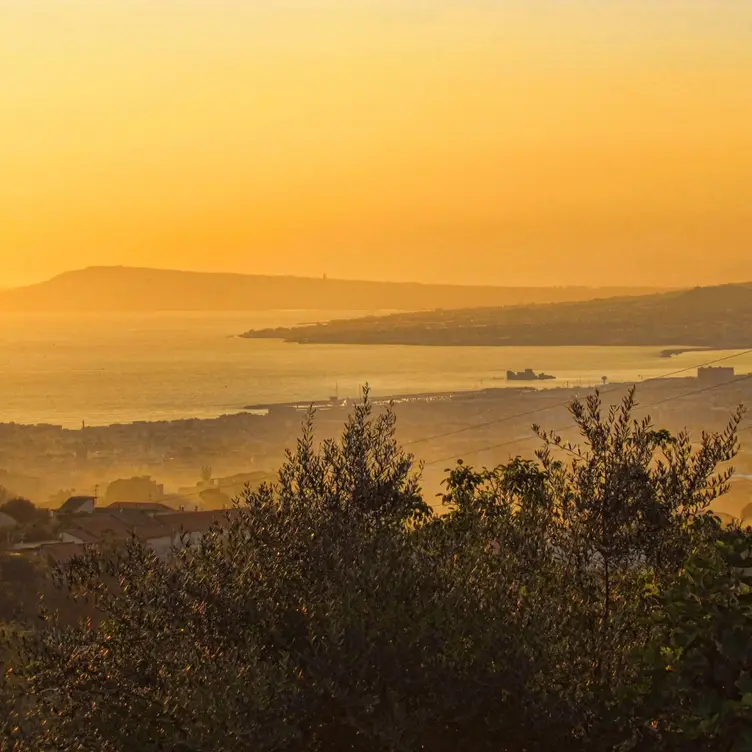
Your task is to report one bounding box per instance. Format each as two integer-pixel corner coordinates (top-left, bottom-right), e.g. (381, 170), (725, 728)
(0, 498), (37, 526)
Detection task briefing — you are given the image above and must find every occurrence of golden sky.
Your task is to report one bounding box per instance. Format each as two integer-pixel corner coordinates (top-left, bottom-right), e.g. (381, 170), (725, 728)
(2, 1), (751, 288)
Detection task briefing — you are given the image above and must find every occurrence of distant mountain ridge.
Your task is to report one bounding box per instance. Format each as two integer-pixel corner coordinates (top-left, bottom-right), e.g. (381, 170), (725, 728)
(242, 282), (752, 348)
(0, 267), (668, 313)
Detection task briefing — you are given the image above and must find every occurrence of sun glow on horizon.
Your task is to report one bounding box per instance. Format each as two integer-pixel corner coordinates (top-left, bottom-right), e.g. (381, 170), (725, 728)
(2, 1), (751, 288)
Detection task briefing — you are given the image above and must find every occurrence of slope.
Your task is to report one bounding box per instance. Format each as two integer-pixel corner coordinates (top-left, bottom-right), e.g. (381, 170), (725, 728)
(241, 283), (752, 348)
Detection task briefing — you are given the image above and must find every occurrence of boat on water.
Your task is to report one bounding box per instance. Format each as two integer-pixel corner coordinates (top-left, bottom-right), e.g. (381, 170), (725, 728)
(506, 369), (556, 382)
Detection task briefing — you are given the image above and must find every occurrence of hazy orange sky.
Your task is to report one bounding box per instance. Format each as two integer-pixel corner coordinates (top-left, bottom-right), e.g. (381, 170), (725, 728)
(2, 1), (751, 288)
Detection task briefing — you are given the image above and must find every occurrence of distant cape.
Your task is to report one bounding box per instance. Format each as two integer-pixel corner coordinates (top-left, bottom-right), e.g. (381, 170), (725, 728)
(0, 266), (667, 313)
(241, 282), (752, 348)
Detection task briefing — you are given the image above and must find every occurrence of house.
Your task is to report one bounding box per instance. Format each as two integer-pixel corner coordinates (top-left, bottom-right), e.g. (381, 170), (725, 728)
(4, 509), (239, 566)
(697, 366), (736, 386)
(57, 496), (96, 515)
(61, 514), (152, 545)
(60, 528), (101, 545)
(104, 477), (165, 506)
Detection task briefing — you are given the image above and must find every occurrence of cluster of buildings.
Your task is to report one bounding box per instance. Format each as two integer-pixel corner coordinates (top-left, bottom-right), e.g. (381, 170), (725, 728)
(10, 497), (240, 566)
(696, 366), (740, 387)
(0, 411), (293, 506)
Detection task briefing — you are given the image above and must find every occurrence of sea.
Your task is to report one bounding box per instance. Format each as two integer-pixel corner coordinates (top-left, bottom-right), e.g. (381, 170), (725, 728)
(2, 311), (752, 429)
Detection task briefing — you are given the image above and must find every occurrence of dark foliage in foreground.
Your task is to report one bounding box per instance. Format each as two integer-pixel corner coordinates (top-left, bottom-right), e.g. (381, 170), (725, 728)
(2, 388), (751, 751)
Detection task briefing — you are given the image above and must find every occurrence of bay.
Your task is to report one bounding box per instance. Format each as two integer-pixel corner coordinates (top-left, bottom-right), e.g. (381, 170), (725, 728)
(1, 312), (750, 428)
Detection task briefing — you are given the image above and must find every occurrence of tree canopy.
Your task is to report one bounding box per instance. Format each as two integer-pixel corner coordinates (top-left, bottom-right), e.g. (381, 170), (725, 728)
(0, 497), (37, 526)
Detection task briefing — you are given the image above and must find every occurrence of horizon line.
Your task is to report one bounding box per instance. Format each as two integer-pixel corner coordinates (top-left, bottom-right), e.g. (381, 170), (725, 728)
(2, 265), (682, 292)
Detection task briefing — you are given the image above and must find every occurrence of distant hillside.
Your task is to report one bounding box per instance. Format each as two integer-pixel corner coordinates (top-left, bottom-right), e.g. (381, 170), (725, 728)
(242, 283), (752, 348)
(0, 266), (666, 313)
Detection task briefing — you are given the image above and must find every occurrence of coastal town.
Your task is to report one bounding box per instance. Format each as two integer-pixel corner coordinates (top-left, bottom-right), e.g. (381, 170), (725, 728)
(2, 365), (751, 528)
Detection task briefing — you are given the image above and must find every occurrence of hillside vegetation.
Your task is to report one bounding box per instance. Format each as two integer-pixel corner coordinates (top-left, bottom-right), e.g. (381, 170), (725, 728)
(0, 266), (664, 313)
(243, 283), (752, 348)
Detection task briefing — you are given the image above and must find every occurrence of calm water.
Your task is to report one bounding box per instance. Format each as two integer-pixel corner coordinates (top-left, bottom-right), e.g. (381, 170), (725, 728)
(1, 312), (751, 428)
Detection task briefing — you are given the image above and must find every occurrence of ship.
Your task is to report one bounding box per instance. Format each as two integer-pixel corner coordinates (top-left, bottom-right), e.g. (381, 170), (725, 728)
(506, 369), (556, 382)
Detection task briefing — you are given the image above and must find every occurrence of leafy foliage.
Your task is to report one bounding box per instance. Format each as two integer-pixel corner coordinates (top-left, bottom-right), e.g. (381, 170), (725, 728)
(633, 524), (752, 750)
(0, 388), (748, 751)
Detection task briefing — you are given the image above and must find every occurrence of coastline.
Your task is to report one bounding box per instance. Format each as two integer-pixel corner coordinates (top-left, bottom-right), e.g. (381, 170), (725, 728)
(240, 379), (699, 415)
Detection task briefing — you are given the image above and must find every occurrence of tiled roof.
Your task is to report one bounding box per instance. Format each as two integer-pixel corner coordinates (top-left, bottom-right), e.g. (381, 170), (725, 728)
(63, 528), (100, 544)
(58, 496), (96, 514)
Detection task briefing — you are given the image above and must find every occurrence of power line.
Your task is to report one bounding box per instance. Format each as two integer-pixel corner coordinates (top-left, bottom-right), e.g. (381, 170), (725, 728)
(422, 371), (752, 469)
(175, 364), (752, 486)
(403, 349), (752, 450)
(642, 374), (752, 408)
